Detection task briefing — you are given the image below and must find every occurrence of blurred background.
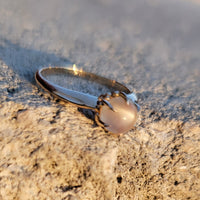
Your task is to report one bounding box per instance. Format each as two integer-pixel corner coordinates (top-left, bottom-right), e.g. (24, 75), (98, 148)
(0, 0), (199, 121)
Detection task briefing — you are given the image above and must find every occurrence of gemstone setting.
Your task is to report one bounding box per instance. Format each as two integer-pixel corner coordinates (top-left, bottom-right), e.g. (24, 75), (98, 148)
(95, 92), (138, 134)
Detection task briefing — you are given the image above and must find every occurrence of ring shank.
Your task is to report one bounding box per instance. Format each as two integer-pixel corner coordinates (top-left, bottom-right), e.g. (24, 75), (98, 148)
(35, 67), (131, 109)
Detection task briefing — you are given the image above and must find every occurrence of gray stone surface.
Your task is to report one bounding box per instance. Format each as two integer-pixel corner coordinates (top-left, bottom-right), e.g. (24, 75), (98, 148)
(0, 0), (199, 199)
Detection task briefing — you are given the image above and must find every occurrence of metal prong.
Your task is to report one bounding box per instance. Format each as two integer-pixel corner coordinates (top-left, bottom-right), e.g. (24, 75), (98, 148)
(106, 92), (111, 98)
(98, 96), (103, 101)
(120, 91), (128, 100)
(102, 99), (115, 112)
(112, 91), (120, 97)
(104, 123), (110, 128)
(126, 93), (137, 102)
(134, 102), (140, 111)
(95, 113), (110, 128)
(121, 92), (139, 108)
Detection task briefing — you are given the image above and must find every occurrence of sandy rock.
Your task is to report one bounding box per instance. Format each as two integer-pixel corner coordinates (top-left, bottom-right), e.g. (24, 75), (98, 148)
(0, 0), (200, 199)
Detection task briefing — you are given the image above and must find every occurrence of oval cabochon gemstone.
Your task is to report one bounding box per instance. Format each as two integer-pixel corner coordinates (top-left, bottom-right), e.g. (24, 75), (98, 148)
(99, 96), (137, 134)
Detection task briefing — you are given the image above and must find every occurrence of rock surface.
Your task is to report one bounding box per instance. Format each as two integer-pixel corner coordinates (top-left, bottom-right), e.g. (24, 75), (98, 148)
(0, 0), (200, 199)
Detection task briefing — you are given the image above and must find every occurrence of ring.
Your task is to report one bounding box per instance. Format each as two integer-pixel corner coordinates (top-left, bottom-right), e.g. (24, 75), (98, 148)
(35, 66), (140, 134)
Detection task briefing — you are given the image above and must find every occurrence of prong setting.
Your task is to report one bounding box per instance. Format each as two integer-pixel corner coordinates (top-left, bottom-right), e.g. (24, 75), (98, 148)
(36, 67), (140, 135)
(95, 91), (138, 134)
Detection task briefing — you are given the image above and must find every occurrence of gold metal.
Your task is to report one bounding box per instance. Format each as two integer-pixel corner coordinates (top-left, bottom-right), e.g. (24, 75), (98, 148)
(35, 66), (136, 108)
(35, 66), (140, 133)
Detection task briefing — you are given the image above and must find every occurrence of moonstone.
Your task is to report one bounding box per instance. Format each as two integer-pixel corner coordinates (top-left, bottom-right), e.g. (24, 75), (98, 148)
(99, 96), (137, 134)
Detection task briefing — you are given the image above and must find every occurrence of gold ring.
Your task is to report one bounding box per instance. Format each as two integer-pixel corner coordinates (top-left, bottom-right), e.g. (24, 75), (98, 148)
(35, 66), (140, 134)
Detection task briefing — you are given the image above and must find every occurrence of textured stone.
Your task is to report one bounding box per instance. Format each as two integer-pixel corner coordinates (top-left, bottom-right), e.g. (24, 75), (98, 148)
(0, 0), (200, 199)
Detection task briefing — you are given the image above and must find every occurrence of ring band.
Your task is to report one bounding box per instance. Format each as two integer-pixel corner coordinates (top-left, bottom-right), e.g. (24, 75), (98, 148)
(35, 66), (140, 134)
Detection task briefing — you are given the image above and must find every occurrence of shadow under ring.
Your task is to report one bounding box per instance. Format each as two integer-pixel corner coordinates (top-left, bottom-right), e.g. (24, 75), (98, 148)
(35, 66), (140, 134)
